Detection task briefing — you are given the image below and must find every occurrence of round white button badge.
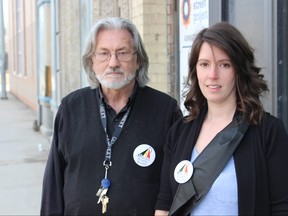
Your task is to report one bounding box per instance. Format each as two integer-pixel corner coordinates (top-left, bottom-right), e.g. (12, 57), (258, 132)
(174, 160), (194, 184)
(133, 144), (156, 167)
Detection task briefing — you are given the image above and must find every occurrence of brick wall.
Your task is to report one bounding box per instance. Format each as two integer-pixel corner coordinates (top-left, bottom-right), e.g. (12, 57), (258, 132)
(6, 0), (39, 110)
(166, 0), (178, 99)
(92, 0), (176, 96)
(59, 0), (178, 98)
(60, 0), (81, 97)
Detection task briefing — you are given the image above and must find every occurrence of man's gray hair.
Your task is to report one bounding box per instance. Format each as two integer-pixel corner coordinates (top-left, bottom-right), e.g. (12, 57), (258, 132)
(81, 17), (149, 88)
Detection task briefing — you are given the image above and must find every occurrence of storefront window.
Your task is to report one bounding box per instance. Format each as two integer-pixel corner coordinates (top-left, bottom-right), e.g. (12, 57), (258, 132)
(277, 0), (288, 129)
(222, 0), (287, 129)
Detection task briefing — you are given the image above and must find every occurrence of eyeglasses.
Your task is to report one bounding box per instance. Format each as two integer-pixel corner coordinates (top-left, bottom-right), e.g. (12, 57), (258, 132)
(93, 51), (137, 62)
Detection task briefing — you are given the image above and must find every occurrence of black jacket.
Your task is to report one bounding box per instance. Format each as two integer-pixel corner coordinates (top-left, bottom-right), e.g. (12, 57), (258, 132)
(155, 107), (288, 215)
(40, 86), (182, 216)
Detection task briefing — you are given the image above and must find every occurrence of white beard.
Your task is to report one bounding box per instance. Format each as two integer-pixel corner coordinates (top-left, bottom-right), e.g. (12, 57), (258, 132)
(97, 72), (136, 90)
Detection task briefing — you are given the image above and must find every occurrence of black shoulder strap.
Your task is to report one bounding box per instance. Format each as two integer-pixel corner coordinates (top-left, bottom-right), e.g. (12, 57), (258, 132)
(169, 117), (249, 216)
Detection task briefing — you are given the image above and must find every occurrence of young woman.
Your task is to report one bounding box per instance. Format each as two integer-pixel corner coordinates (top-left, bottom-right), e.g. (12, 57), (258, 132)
(155, 22), (288, 216)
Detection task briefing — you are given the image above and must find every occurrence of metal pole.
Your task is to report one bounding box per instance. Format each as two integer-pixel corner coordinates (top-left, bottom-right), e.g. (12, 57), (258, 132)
(0, 0), (8, 99)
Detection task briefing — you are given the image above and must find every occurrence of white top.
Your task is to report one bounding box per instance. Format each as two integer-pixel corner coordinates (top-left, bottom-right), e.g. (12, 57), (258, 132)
(190, 148), (238, 215)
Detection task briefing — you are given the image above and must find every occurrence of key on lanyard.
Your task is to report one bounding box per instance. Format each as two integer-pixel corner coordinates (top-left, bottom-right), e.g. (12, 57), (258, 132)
(96, 162), (111, 203)
(101, 195), (109, 213)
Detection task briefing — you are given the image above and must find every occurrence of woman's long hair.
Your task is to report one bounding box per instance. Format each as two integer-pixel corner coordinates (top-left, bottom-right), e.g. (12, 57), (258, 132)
(184, 22), (269, 124)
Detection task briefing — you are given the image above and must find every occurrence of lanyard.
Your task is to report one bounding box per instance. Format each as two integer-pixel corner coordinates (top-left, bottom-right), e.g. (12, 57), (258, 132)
(98, 99), (131, 169)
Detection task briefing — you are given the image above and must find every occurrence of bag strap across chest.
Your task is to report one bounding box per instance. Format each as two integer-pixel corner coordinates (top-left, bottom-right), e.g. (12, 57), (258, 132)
(169, 116), (249, 216)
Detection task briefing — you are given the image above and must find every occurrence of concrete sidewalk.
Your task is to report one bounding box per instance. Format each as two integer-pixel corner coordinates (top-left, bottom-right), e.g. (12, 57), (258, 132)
(0, 92), (50, 215)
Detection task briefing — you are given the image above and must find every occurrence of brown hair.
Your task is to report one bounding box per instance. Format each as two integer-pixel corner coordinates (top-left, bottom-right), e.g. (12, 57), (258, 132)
(184, 22), (269, 124)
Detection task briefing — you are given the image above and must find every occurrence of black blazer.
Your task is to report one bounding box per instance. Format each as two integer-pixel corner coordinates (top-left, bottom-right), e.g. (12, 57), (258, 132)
(155, 107), (288, 215)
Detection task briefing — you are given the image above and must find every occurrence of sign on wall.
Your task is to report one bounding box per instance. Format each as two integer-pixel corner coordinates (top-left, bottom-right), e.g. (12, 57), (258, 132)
(179, 0), (209, 114)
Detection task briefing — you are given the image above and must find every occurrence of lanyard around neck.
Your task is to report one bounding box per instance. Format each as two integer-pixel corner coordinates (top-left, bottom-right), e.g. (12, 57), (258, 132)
(98, 99), (131, 168)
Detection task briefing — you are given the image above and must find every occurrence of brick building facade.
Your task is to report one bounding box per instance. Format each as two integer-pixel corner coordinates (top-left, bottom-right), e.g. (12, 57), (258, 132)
(6, 0), (179, 136)
(5, 0), (288, 136)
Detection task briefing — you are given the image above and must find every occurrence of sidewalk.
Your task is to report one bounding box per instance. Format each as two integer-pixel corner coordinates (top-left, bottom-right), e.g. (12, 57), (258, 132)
(0, 92), (50, 215)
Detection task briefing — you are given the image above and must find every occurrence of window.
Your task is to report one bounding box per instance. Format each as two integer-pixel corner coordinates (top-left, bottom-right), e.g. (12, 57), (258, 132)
(16, 0), (24, 76)
(277, 0), (288, 128)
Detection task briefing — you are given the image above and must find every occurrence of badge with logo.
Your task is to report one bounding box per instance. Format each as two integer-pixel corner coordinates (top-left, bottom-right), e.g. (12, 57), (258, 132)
(133, 144), (156, 167)
(174, 160), (193, 184)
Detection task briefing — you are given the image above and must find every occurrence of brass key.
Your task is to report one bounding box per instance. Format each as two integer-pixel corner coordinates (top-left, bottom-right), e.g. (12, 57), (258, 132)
(101, 195), (109, 214)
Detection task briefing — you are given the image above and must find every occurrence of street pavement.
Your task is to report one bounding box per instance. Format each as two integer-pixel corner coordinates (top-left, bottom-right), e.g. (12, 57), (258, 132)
(0, 91), (50, 215)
